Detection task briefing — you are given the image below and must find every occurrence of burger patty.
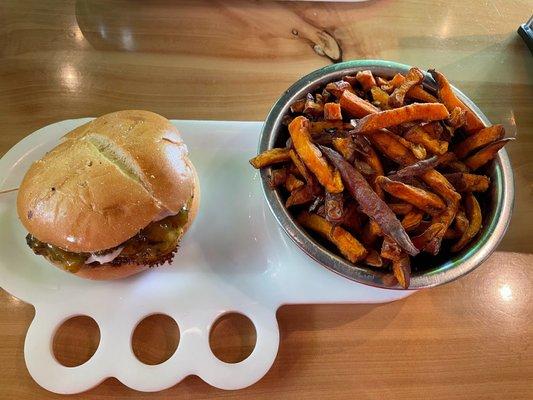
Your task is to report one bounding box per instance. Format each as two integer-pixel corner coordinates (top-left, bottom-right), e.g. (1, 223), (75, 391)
(26, 209), (189, 273)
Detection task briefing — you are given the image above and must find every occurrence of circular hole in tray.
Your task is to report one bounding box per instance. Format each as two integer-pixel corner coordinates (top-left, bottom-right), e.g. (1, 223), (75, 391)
(132, 314), (180, 365)
(209, 312), (257, 364)
(53, 315), (100, 367)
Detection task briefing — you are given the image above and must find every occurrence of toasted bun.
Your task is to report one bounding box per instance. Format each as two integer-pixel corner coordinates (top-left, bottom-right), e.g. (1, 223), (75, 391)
(17, 110), (197, 253)
(38, 156), (200, 281)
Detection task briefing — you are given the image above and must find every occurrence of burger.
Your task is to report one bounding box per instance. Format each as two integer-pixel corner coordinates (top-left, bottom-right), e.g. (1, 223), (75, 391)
(17, 110), (199, 280)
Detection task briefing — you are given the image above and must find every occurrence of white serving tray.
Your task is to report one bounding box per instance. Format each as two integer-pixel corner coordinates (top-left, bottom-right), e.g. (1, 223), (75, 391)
(0, 119), (412, 394)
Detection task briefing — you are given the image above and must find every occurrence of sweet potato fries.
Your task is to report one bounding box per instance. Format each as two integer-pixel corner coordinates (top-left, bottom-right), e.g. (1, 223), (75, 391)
(249, 67), (512, 288)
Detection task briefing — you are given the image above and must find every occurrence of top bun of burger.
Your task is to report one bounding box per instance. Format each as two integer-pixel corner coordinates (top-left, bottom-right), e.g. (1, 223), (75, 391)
(17, 110), (199, 279)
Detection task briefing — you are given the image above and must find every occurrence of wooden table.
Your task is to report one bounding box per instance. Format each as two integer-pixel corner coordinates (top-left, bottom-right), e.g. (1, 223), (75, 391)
(1, 0), (532, 398)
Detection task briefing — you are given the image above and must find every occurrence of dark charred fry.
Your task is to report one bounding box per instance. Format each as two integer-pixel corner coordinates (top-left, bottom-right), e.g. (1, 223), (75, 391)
(388, 156), (440, 181)
(463, 138), (513, 170)
(290, 98), (306, 113)
(325, 191), (344, 223)
(454, 125), (506, 159)
(444, 173), (490, 192)
(269, 167), (288, 188)
(250, 148), (291, 168)
(320, 146), (419, 256)
(303, 93), (324, 117)
(340, 202), (363, 234)
(361, 220), (382, 247)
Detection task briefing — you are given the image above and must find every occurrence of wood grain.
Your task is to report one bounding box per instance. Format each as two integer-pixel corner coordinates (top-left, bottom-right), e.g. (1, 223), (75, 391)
(1, 0), (532, 398)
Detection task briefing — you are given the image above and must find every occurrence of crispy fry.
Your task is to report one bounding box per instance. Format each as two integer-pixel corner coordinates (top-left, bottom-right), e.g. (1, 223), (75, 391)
(393, 255), (411, 289)
(429, 69), (485, 132)
(408, 85), (439, 103)
(303, 93), (324, 117)
(401, 210), (424, 231)
(352, 135), (385, 198)
(421, 121), (444, 138)
(451, 193), (482, 252)
(353, 158), (375, 176)
(250, 148), (291, 168)
(352, 103), (449, 133)
(412, 223), (445, 251)
(389, 203), (414, 215)
(324, 102), (343, 121)
(269, 167), (287, 188)
(454, 209), (469, 234)
(376, 76), (389, 87)
(289, 116), (344, 193)
(340, 91), (379, 118)
(389, 67), (424, 108)
(325, 81), (355, 98)
(362, 220), (382, 246)
(253, 66), (512, 288)
(367, 129), (418, 166)
(332, 136), (357, 163)
(387, 72), (438, 103)
(364, 249), (383, 267)
(325, 191), (344, 223)
(285, 173), (305, 192)
(446, 106), (467, 129)
(381, 236), (403, 261)
(297, 211), (367, 263)
(321, 146), (419, 256)
(463, 138), (513, 170)
(444, 227), (461, 240)
(340, 202), (363, 234)
(376, 175), (446, 216)
(286, 185), (315, 207)
(404, 125), (449, 155)
(454, 125), (505, 158)
(396, 135), (427, 159)
(309, 121), (353, 135)
(371, 86), (391, 110)
(444, 173), (490, 192)
(355, 70), (377, 91)
(388, 155), (440, 180)
(290, 98), (306, 113)
(289, 149), (315, 186)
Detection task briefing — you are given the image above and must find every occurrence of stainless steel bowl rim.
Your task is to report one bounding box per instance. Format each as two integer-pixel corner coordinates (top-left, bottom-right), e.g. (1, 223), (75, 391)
(259, 59), (514, 290)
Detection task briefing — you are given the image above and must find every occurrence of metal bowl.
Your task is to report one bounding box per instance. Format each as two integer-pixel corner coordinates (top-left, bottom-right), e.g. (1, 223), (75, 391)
(258, 60), (514, 290)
